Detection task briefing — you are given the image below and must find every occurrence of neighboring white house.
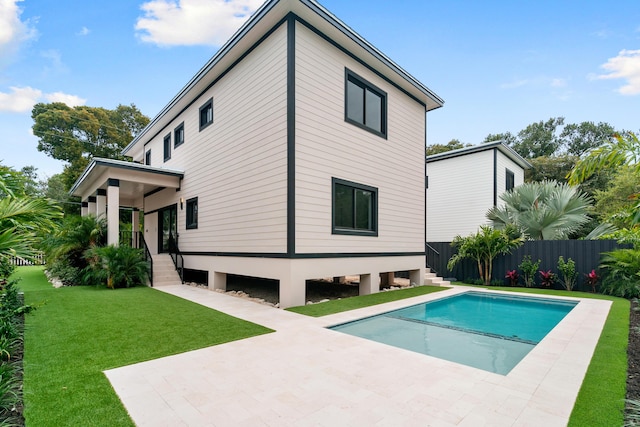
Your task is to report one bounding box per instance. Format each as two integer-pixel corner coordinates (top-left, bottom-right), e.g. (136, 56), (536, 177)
(426, 141), (531, 242)
(70, 0), (444, 308)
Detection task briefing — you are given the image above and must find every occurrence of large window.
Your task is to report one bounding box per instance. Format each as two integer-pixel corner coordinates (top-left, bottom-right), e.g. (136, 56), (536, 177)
(506, 169), (515, 191)
(163, 134), (171, 162)
(174, 122), (184, 148)
(345, 69), (387, 138)
(332, 178), (378, 236)
(199, 98), (213, 131)
(186, 197), (198, 229)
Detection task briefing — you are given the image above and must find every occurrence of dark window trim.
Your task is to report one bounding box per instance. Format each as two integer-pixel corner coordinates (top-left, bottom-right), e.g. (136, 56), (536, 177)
(344, 69), (387, 139)
(163, 133), (171, 162)
(186, 197), (198, 229)
(145, 150), (151, 166)
(199, 98), (213, 131)
(332, 177), (378, 236)
(506, 168), (515, 191)
(174, 122), (185, 148)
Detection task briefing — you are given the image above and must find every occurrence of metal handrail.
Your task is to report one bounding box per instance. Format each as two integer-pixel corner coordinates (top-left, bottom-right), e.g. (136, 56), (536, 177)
(425, 243), (440, 275)
(168, 233), (184, 284)
(140, 233), (153, 287)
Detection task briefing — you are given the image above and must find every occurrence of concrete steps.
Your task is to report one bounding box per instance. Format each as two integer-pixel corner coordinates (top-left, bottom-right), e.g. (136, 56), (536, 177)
(425, 268), (450, 286)
(151, 254), (182, 287)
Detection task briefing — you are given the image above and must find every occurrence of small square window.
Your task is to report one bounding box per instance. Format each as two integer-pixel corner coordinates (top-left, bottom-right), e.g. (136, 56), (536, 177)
(506, 169), (515, 191)
(186, 197), (198, 229)
(199, 98), (213, 131)
(332, 178), (378, 236)
(163, 134), (171, 162)
(145, 150), (151, 166)
(174, 122), (185, 148)
(345, 70), (387, 138)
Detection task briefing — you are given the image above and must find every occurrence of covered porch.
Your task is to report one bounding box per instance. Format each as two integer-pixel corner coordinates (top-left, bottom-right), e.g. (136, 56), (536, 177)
(69, 158), (184, 246)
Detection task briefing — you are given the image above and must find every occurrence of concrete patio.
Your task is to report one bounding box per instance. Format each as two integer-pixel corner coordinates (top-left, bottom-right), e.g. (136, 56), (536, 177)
(105, 285), (611, 426)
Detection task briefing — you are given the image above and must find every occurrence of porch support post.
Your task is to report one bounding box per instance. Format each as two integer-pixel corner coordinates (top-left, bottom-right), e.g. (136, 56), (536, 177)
(410, 267), (426, 287)
(107, 179), (120, 246)
(96, 189), (107, 219)
(88, 196), (97, 216)
(359, 272), (380, 296)
(132, 208), (140, 248)
(81, 201), (88, 216)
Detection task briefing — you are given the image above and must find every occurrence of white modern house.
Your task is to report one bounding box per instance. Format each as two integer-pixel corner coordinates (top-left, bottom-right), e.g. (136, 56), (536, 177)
(426, 141), (531, 242)
(70, 0), (444, 308)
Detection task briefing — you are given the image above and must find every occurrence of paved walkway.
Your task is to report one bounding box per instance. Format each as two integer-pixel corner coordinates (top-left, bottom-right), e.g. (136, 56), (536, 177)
(105, 285), (611, 426)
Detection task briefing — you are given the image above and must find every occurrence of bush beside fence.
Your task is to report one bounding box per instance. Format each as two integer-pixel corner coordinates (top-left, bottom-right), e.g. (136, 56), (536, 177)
(426, 240), (629, 291)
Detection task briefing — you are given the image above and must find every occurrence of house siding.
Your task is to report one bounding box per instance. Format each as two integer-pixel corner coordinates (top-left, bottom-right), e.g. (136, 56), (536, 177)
(294, 22), (426, 254)
(496, 150), (525, 206)
(143, 23), (289, 254)
(426, 149), (493, 241)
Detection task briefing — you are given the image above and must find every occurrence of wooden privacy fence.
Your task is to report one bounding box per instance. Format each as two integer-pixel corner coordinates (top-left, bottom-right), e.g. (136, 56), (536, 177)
(426, 240), (629, 291)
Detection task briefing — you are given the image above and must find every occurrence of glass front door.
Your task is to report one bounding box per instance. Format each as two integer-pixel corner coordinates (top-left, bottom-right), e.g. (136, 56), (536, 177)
(158, 205), (177, 253)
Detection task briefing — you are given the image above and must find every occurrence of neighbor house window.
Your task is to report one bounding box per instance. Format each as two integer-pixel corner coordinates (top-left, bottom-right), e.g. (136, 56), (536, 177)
(145, 150), (151, 166)
(163, 134), (171, 161)
(186, 197), (198, 229)
(199, 98), (213, 131)
(506, 169), (515, 191)
(332, 178), (378, 236)
(345, 69), (387, 138)
(174, 122), (184, 148)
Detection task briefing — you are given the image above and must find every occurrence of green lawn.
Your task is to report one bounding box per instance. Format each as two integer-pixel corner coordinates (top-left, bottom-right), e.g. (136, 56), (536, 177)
(15, 266), (273, 426)
(292, 283), (628, 427)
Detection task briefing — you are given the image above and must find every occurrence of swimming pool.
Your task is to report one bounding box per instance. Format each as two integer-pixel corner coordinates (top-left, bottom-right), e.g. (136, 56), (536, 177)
(329, 291), (578, 375)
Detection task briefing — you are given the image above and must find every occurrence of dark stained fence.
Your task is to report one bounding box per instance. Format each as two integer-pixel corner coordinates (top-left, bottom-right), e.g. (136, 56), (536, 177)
(426, 240), (629, 291)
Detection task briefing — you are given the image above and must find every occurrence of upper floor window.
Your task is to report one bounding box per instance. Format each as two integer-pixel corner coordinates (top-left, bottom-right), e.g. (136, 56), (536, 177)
(332, 178), (378, 236)
(174, 122), (185, 148)
(186, 197), (198, 229)
(506, 169), (515, 191)
(199, 98), (213, 131)
(163, 134), (171, 161)
(145, 150), (151, 166)
(345, 69), (387, 138)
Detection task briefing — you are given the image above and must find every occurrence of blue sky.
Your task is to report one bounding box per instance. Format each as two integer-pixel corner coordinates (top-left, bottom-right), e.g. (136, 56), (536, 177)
(1, 0), (639, 179)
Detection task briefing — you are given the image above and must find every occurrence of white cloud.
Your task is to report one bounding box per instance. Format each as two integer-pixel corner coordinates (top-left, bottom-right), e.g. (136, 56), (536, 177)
(135, 0), (263, 46)
(44, 92), (86, 106)
(0, 0), (37, 59)
(500, 79), (529, 89)
(77, 26), (90, 36)
(550, 78), (567, 88)
(596, 49), (640, 95)
(0, 86), (85, 113)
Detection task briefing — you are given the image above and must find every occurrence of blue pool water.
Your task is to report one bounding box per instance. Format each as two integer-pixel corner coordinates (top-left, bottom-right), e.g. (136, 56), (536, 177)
(330, 291), (578, 375)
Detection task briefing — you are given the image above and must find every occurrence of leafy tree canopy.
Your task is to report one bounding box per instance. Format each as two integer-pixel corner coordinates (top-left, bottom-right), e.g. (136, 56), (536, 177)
(482, 132), (517, 146)
(512, 117), (566, 159)
(32, 102), (150, 189)
(426, 139), (472, 156)
(594, 166), (640, 229)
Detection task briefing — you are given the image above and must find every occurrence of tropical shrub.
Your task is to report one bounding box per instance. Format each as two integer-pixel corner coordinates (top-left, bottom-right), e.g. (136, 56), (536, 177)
(599, 247), (640, 298)
(487, 180), (593, 240)
(84, 245), (149, 289)
(557, 256), (578, 291)
(505, 270), (519, 286)
(519, 255), (540, 287)
(448, 225), (524, 286)
(539, 270), (557, 288)
(585, 269), (599, 293)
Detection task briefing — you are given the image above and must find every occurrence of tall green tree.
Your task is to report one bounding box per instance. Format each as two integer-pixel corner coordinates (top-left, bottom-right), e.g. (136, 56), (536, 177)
(32, 103), (150, 189)
(482, 132), (517, 146)
(511, 117), (565, 159)
(426, 139), (472, 156)
(560, 121), (616, 157)
(487, 180), (593, 240)
(593, 166), (640, 228)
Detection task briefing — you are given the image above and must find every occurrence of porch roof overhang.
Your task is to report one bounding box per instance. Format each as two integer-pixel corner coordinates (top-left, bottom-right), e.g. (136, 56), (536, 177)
(69, 158), (184, 207)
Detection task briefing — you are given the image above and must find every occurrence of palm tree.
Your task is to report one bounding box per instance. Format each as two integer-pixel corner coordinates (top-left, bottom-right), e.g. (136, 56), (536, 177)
(0, 175), (62, 262)
(569, 132), (640, 224)
(447, 225), (524, 286)
(487, 180), (592, 240)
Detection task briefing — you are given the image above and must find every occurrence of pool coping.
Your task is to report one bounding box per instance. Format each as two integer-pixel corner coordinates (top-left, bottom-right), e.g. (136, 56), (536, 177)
(105, 285), (611, 426)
